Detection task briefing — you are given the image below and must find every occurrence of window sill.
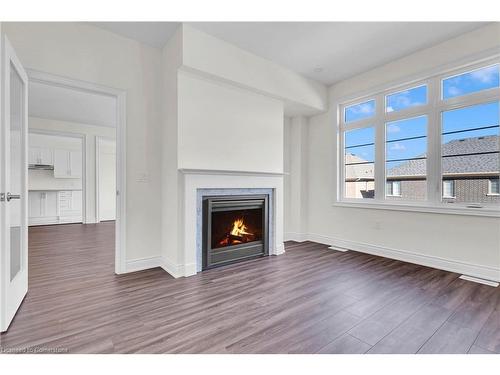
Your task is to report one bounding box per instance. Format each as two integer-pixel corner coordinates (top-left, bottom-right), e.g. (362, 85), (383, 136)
(333, 200), (500, 217)
(486, 193), (500, 196)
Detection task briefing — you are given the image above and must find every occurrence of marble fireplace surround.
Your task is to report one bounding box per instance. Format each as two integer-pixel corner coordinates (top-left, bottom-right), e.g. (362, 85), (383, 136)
(178, 169), (285, 277)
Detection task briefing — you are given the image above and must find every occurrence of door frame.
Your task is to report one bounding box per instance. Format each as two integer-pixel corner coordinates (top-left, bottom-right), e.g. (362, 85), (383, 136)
(27, 69), (127, 274)
(95, 135), (116, 224)
(28, 129), (87, 225)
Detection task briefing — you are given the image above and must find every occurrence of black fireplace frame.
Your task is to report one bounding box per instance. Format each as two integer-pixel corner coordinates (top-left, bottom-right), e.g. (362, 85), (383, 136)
(202, 194), (269, 270)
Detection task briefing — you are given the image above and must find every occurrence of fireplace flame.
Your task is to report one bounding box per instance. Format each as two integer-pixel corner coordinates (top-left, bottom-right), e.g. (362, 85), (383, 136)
(230, 218), (252, 237)
(218, 217), (255, 247)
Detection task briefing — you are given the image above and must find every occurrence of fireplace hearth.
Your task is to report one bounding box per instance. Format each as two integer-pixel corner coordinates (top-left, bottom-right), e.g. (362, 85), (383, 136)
(202, 195), (269, 270)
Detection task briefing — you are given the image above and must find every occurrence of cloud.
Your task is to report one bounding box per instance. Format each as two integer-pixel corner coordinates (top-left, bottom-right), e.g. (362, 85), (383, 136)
(387, 124), (400, 133)
(357, 103), (374, 114)
(348, 102), (375, 115)
(396, 96), (411, 107)
(390, 143), (406, 151)
(447, 86), (462, 96)
(470, 65), (498, 84)
(387, 90), (424, 111)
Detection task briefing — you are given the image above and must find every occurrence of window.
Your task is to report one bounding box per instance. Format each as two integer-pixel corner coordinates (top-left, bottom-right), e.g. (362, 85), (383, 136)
(386, 85), (427, 112)
(339, 57), (500, 214)
(344, 100), (375, 123)
(442, 64), (499, 100)
(489, 178), (500, 195)
(443, 180), (455, 199)
(441, 102), (499, 204)
(386, 116), (427, 201)
(344, 127), (375, 199)
(386, 181), (401, 197)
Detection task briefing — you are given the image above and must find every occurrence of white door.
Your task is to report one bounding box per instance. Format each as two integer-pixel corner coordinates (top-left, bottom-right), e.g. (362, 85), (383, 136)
(0, 36), (29, 332)
(98, 138), (116, 221)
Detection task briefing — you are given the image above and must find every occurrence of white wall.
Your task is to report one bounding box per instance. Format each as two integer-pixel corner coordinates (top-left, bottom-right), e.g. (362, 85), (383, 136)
(291, 24), (500, 280)
(284, 116), (309, 239)
(160, 25), (318, 273)
(160, 26), (183, 275)
(283, 117), (291, 234)
(181, 25), (327, 116)
(4, 23), (163, 263)
(29, 117), (115, 224)
(178, 71), (284, 173)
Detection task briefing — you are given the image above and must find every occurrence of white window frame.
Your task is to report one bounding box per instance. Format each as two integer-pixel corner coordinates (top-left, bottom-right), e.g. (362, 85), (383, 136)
(336, 54), (500, 217)
(488, 178), (500, 196)
(442, 180), (455, 199)
(386, 180), (402, 197)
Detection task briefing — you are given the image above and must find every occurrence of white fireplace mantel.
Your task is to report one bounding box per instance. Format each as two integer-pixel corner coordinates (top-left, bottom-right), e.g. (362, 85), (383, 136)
(178, 168), (288, 177)
(165, 169), (285, 278)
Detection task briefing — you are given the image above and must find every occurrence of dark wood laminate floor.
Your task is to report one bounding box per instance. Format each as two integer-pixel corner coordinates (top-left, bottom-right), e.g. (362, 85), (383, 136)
(1, 222), (499, 354)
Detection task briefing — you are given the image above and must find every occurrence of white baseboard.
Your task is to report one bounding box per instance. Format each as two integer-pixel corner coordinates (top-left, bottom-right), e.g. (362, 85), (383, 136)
(307, 232), (500, 283)
(124, 235), (499, 283)
(29, 216), (83, 226)
(307, 233), (336, 246)
(125, 256), (163, 273)
(161, 257), (183, 278)
(328, 246), (349, 252)
(274, 243), (286, 255)
(459, 275), (499, 287)
(284, 232), (307, 242)
(183, 263), (197, 277)
(124, 255), (195, 278)
(160, 258), (197, 278)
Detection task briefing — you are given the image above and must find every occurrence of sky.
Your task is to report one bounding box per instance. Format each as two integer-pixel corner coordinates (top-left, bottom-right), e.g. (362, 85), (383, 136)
(345, 64), (500, 172)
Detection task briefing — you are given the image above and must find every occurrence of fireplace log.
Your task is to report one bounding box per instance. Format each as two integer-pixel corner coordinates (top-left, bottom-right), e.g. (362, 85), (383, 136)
(229, 234), (244, 242)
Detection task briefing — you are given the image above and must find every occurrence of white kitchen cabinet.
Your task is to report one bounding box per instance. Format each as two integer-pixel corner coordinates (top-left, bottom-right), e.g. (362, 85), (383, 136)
(28, 146), (53, 165)
(29, 190), (83, 226)
(28, 191), (58, 225)
(54, 149), (82, 178)
(58, 190), (83, 223)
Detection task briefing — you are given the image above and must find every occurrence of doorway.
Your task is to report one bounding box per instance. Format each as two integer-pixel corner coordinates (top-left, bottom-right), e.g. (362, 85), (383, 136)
(27, 70), (126, 275)
(0, 37), (126, 334)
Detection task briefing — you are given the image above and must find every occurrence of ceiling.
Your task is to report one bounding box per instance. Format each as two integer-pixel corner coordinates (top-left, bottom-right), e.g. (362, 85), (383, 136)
(90, 22), (488, 85)
(29, 81), (117, 127)
(91, 22), (180, 48)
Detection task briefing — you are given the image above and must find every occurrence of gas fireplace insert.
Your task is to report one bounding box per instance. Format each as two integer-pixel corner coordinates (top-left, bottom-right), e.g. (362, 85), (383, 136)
(202, 194), (269, 270)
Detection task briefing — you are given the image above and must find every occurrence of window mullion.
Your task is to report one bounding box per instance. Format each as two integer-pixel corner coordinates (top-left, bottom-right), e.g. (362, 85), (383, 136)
(427, 77), (441, 205)
(374, 95), (386, 201)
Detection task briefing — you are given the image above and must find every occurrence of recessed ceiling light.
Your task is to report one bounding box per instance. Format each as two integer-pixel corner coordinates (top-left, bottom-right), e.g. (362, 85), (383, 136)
(313, 67), (323, 73)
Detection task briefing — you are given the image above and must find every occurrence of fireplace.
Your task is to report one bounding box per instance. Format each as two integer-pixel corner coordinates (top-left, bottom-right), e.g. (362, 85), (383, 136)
(202, 194), (269, 270)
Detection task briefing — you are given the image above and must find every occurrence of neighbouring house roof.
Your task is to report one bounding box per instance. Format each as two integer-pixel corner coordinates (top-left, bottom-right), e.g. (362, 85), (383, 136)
(387, 135), (499, 178)
(345, 153), (374, 180)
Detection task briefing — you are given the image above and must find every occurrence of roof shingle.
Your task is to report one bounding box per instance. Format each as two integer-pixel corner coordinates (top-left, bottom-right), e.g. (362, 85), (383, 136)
(387, 135), (499, 177)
